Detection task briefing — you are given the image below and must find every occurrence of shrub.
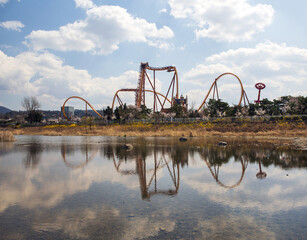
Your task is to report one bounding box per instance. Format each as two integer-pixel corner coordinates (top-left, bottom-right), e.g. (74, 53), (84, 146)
(0, 131), (15, 142)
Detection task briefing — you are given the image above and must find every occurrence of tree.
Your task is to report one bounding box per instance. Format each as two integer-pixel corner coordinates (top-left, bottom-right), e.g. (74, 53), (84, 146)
(204, 99), (229, 117)
(21, 96), (43, 123)
(82, 116), (94, 130)
(103, 106), (113, 120)
(169, 102), (186, 118)
(135, 105), (151, 119)
(22, 96), (41, 112)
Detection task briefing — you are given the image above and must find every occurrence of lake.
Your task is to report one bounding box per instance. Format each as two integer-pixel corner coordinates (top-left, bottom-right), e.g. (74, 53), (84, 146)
(0, 135), (306, 239)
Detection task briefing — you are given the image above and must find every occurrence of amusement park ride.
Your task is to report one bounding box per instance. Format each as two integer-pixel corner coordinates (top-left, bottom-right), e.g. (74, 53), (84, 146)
(62, 62), (264, 120)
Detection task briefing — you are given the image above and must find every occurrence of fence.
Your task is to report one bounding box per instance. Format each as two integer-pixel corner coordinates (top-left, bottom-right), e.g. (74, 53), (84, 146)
(1, 115), (306, 127)
(93, 115), (307, 125)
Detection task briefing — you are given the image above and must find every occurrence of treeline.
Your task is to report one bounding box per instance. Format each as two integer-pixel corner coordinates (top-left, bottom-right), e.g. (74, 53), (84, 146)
(104, 95), (307, 121)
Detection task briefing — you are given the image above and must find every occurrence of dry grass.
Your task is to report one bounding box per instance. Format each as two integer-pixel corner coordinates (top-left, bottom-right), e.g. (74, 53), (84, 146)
(5, 121), (307, 139)
(0, 131), (15, 142)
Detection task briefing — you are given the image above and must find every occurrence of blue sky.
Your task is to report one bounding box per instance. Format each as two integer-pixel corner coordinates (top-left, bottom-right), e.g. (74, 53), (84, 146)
(0, 0), (306, 111)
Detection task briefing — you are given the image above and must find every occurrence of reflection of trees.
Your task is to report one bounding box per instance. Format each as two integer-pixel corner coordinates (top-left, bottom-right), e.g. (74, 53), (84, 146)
(112, 146), (180, 200)
(201, 146), (239, 166)
(61, 144), (98, 169)
(23, 143), (43, 169)
(171, 145), (189, 167)
(248, 146), (307, 169)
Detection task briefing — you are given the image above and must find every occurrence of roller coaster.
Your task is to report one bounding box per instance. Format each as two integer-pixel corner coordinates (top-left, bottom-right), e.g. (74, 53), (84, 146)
(62, 62), (249, 120)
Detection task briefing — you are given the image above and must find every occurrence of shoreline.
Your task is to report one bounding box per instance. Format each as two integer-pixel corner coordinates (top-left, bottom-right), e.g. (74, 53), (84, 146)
(4, 124), (307, 150)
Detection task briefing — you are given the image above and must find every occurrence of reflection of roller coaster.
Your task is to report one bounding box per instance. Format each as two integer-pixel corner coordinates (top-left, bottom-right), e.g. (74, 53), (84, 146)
(203, 156), (248, 189)
(62, 62), (249, 120)
(61, 144), (98, 169)
(113, 148), (180, 200)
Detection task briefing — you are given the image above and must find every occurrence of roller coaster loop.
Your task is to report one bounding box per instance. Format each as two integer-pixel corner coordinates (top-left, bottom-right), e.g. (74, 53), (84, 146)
(197, 72), (249, 112)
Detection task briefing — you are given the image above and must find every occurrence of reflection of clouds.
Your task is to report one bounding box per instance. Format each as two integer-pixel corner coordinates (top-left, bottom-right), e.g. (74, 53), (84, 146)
(0, 151), (140, 213)
(183, 159), (307, 212)
(197, 215), (276, 239)
(32, 206), (175, 240)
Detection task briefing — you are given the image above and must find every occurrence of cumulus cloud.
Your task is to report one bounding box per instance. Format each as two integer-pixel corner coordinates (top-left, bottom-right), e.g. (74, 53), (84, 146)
(182, 41), (307, 106)
(0, 20), (24, 31)
(25, 5), (174, 54)
(168, 0), (274, 42)
(0, 50), (137, 109)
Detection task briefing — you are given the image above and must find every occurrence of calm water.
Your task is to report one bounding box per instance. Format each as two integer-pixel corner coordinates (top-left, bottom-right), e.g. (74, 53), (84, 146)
(0, 135), (306, 240)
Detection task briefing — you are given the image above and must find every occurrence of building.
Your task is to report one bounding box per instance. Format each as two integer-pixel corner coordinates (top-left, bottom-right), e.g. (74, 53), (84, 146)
(173, 95), (188, 111)
(62, 106), (74, 119)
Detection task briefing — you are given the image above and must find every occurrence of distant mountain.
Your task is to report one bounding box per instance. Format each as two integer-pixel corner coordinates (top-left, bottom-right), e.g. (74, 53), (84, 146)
(0, 106), (11, 114)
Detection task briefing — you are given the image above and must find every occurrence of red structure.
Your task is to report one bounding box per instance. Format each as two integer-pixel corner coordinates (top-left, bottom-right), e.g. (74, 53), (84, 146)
(255, 82), (266, 104)
(112, 62), (180, 112)
(61, 63), (251, 120)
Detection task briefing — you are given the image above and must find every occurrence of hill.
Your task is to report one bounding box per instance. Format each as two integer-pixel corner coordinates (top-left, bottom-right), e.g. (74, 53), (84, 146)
(0, 106), (11, 114)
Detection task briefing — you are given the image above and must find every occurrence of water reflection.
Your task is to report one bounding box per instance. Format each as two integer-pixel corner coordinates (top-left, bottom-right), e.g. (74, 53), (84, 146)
(61, 144), (98, 169)
(50, 138), (307, 202)
(203, 155), (248, 188)
(1, 136), (307, 239)
(23, 143), (43, 169)
(112, 148), (179, 200)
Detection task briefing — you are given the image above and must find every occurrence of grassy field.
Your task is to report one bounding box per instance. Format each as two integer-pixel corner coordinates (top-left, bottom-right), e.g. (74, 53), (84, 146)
(6, 121), (307, 138)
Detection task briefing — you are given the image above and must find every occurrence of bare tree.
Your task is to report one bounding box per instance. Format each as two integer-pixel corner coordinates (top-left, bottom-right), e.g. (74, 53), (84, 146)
(21, 96), (41, 112)
(21, 96), (42, 123)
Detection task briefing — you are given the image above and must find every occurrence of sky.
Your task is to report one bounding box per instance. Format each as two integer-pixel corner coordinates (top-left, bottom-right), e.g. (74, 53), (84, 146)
(0, 0), (306, 111)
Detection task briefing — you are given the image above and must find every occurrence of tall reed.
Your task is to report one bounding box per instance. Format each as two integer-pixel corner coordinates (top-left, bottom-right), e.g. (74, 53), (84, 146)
(0, 131), (15, 142)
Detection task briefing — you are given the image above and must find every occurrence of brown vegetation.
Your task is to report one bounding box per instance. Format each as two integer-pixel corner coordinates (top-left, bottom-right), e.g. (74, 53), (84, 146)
(0, 131), (15, 142)
(6, 121), (307, 138)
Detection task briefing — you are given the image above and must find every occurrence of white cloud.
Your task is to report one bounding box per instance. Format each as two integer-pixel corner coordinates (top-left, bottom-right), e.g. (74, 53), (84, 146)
(0, 50), (138, 109)
(0, 146), (142, 213)
(0, 20), (24, 31)
(168, 0), (274, 42)
(25, 5), (174, 55)
(159, 8), (168, 14)
(74, 0), (94, 9)
(0, 0), (9, 5)
(182, 42), (307, 106)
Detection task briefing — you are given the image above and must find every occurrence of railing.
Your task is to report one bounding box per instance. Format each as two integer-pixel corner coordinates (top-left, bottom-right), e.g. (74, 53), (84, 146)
(94, 115), (307, 125)
(1, 115), (306, 127)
